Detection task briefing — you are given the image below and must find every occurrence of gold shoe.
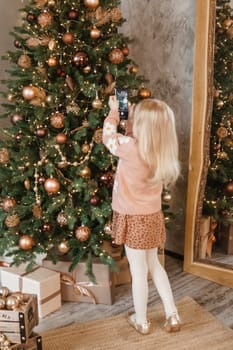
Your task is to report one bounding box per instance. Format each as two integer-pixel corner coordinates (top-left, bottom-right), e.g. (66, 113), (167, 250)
(127, 312), (151, 335)
(164, 313), (181, 332)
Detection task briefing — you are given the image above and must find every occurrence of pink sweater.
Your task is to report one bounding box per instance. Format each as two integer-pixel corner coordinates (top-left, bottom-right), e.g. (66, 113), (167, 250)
(102, 110), (162, 215)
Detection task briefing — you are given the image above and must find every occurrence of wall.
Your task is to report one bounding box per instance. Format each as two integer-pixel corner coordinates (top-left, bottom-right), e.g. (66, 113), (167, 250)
(0, 0), (196, 255)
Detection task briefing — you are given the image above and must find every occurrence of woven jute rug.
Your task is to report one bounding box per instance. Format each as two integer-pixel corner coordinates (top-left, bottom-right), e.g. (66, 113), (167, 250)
(41, 296), (233, 350)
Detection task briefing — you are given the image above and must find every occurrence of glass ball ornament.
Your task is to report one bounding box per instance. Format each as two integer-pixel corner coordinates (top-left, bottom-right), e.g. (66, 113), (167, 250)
(0, 286), (10, 297)
(138, 87), (151, 99)
(108, 48), (124, 64)
(62, 32), (74, 44)
(75, 225), (91, 241)
(57, 240), (70, 254)
(73, 51), (89, 67)
(19, 235), (35, 250)
(47, 57), (58, 67)
(90, 26), (101, 39)
(92, 97), (102, 109)
(162, 191), (172, 203)
(2, 197), (16, 212)
(0, 297), (6, 309)
(55, 132), (67, 144)
(11, 113), (24, 125)
(44, 177), (61, 194)
(22, 86), (36, 100)
(90, 195), (100, 205)
(84, 0), (99, 10)
(36, 127), (47, 137)
(50, 112), (65, 129)
(6, 295), (20, 310)
(224, 181), (233, 196)
(68, 9), (78, 20)
(79, 166), (91, 179)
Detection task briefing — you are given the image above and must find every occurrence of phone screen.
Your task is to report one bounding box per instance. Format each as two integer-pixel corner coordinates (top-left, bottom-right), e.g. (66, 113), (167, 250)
(115, 88), (128, 119)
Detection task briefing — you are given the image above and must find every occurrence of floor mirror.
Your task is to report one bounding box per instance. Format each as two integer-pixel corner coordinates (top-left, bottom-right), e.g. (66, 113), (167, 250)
(184, 0), (233, 288)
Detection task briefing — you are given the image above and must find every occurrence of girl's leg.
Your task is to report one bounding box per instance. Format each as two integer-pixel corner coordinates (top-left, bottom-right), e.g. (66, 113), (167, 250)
(146, 247), (178, 318)
(124, 244), (149, 324)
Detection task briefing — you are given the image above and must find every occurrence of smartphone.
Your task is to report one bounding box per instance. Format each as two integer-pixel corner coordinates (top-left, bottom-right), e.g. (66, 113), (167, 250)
(115, 88), (128, 119)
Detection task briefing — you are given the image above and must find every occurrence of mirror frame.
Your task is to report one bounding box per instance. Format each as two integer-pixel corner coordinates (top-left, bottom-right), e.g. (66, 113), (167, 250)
(183, 0), (233, 288)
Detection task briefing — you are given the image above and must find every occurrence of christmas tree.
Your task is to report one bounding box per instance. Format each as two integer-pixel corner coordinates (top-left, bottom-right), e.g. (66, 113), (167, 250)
(203, 0), (233, 224)
(0, 0), (150, 278)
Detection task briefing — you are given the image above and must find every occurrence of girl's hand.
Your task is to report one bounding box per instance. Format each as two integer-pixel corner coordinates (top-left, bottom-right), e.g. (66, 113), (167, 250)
(108, 95), (119, 112)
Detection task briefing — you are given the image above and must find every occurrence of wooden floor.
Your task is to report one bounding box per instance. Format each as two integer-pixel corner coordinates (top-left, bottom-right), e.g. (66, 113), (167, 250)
(35, 255), (233, 333)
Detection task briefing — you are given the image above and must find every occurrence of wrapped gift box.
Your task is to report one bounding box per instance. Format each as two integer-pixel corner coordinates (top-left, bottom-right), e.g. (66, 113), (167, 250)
(42, 258), (115, 305)
(0, 266), (61, 318)
(112, 256), (131, 286)
(10, 333), (42, 350)
(0, 294), (38, 344)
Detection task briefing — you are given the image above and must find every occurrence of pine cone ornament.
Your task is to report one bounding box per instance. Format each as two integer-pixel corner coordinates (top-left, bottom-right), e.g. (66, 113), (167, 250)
(5, 214), (20, 228)
(0, 148), (10, 165)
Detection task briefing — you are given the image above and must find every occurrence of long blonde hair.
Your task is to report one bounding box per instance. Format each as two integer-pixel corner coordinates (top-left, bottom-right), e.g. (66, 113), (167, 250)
(132, 98), (180, 188)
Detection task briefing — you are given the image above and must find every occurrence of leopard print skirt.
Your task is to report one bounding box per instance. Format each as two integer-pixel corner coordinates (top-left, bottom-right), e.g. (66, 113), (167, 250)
(111, 210), (166, 249)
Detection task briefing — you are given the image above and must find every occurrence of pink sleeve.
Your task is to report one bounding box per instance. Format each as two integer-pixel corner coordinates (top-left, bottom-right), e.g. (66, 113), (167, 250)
(102, 111), (134, 159)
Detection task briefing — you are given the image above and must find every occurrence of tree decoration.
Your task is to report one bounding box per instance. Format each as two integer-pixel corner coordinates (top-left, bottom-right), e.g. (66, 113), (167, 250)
(37, 11), (53, 28)
(0, 148), (10, 165)
(44, 177), (60, 194)
(47, 56), (58, 67)
(84, 0), (100, 10)
(5, 214), (20, 228)
(57, 211), (68, 226)
(90, 26), (101, 39)
(50, 112), (65, 128)
(18, 234), (35, 250)
(93, 128), (103, 143)
(108, 48), (124, 64)
(55, 132), (67, 144)
(73, 51), (89, 67)
(138, 86), (151, 99)
(79, 165), (91, 179)
(92, 92), (103, 109)
(62, 32), (74, 44)
(11, 113), (24, 125)
(2, 197), (16, 212)
(75, 225), (91, 241)
(57, 239), (70, 254)
(68, 9), (78, 20)
(17, 54), (32, 69)
(22, 85), (37, 100)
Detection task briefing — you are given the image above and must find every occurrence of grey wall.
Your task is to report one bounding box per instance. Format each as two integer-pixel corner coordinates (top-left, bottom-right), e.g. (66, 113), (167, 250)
(0, 0), (196, 255)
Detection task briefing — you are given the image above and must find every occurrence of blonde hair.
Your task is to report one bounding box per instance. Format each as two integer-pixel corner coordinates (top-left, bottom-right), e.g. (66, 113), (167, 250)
(132, 98), (180, 188)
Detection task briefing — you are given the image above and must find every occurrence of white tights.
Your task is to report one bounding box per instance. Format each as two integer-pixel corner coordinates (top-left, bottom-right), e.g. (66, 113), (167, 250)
(125, 245), (178, 324)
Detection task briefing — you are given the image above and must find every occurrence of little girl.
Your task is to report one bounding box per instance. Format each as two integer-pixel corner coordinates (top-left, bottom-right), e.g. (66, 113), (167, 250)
(102, 95), (181, 335)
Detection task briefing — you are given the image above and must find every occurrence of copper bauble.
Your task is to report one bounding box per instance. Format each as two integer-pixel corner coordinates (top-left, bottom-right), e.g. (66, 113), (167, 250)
(6, 295), (20, 310)
(122, 46), (129, 56)
(47, 57), (58, 67)
(15, 133), (23, 142)
(0, 148), (10, 164)
(50, 112), (65, 128)
(44, 177), (60, 194)
(90, 26), (101, 39)
(90, 195), (100, 205)
(2, 197), (16, 212)
(57, 240), (70, 254)
(224, 181), (233, 196)
(84, 0), (99, 10)
(75, 225), (91, 241)
(43, 222), (52, 232)
(22, 86), (36, 100)
(92, 97), (103, 109)
(108, 48), (124, 64)
(73, 51), (89, 67)
(0, 286), (10, 297)
(19, 235), (35, 250)
(138, 87), (151, 99)
(68, 9), (78, 19)
(37, 11), (53, 28)
(11, 291), (24, 303)
(26, 13), (36, 22)
(14, 40), (22, 48)
(79, 166), (91, 179)
(55, 132), (67, 144)
(36, 127), (47, 137)
(11, 113), (24, 125)
(62, 32), (74, 44)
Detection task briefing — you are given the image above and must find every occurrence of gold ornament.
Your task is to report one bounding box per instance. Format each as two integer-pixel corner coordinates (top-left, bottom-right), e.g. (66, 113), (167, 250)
(223, 18), (233, 29)
(11, 113), (24, 125)
(57, 211), (68, 226)
(84, 0), (99, 10)
(48, 0), (56, 6)
(92, 97), (102, 110)
(129, 65), (138, 74)
(216, 99), (224, 108)
(19, 235), (35, 250)
(81, 143), (90, 153)
(6, 295), (20, 310)
(162, 191), (172, 202)
(2, 197), (16, 212)
(138, 87), (151, 99)
(93, 128), (103, 143)
(47, 56), (57, 67)
(83, 65), (91, 74)
(110, 7), (122, 22)
(79, 166), (91, 179)
(0, 297), (5, 309)
(0, 148), (10, 164)
(11, 291), (24, 303)
(104, 222), (112, 235)
(57, 240), (70, 254)
(0, 286), (10, 297)
(75, 225), (91, 241)
(55, 132), (67, 144)
(5, 214), (20, 228)
(22, 85), (36, 100)
(17, 54), (32, 69)
(62, 32), (74, 44)
(90, 26), (101, 39)
(108, 48), (124, 64)
(44, 177), (61, 194)
(37, 11), (53, 28)
(50, 112), (65, 128)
